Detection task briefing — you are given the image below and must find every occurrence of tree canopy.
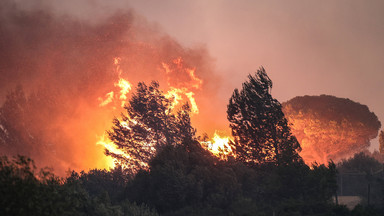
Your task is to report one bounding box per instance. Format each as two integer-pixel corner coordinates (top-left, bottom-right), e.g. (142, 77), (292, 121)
(227, 67), (301, 166)
(379, 130), (384, 154)
(107, 81), (195, 173)
(282, 95), (381, 164)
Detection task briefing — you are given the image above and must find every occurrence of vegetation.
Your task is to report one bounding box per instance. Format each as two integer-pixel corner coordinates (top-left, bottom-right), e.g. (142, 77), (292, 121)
(227, 67), (301, 166)
(1, 70), (383, 215)
(106, 81), (195, 173)
(282, 95), (381, 164)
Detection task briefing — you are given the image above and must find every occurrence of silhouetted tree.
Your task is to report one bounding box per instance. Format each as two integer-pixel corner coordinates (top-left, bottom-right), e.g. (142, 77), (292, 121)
(227, 67), (301, 166)
(379, 130), (384, 154)
(338, 152), (382, 174)
(337, 152), (384, 206)
(107, 81), (195, 173)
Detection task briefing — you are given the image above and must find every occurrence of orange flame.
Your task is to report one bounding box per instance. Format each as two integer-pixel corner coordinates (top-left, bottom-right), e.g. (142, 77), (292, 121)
(162, 57), (203, 90)
(96, 56), (226, 170)
(200, 132), (234, 160)
(165, 87), (199, 114)
(98, 91), (114, 107)
(114, 78), (131, 107)
(96, 133), (123, 169)
(98, 57), (132, 108)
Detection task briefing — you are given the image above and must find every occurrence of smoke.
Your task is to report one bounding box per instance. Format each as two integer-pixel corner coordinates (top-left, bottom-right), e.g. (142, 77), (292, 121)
(0, 0), (223, 175)
(282, 95), (381, 164)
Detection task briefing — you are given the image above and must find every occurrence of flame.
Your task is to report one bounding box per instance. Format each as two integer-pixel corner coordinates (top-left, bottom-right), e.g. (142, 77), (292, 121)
(185, 91), (198, 114)
(98, 57), (132, 108)
(165, 87), (199, 114)
(200, 132), (234, 160)
(96, 56), (222, 170)
(162, 57), (203, 90)
(96, 133), (125, 169)
(114, 78), (131, 107)
(98, 91), (114, 107)
(187, 68), (203, 89)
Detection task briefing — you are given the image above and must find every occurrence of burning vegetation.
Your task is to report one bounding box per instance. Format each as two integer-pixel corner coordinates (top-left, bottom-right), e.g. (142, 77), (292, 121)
(1, 67), (346, 215)
(0, 1), (229, 175)
(1, 1), (384, 215)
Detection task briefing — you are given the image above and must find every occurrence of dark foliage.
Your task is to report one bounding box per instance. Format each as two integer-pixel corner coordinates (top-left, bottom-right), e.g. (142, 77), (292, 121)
(107, 81), (195, 173)
(227, 67), (301, 166)
(0, 155), (158, 216)
(337, 152), (384, 207)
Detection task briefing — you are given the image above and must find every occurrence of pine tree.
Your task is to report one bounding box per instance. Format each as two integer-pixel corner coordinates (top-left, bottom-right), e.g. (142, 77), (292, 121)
(227, 67), (301, 166)
(379, 130), (384, 154)
(107, 81), (195, 173)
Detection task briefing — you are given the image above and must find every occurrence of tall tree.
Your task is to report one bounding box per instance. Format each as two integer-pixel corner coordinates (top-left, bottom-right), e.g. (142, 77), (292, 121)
(107, 81), (195, 173)
(380, 130), (384, 154)
(227, 67), (301, 166)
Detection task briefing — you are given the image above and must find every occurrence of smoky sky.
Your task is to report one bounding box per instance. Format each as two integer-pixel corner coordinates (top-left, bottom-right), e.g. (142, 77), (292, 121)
(1, 0), (383, 174)
(0, 0), (222, 174)
(124, 0), (384, 150)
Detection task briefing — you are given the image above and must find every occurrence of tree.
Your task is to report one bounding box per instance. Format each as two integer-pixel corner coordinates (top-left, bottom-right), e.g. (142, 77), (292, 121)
(379, 130), (384, 154)
(107, 81), (195, 173)
(282, 95), (381, 164)
(227, 67), (301, 166)
(338, 152), (382, 174)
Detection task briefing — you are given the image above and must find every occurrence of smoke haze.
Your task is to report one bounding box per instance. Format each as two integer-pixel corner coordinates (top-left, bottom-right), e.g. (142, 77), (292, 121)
(0, 0), (224, 175)
(1, 0), (383, 174)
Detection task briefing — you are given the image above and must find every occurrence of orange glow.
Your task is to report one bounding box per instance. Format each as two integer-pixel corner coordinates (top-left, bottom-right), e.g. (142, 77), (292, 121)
(187, 68), (203, 89)
(200, 131), (234, 160)
(96, 133), (123, 169)
(98, 57), (132, 108)
(98, 91), (114, 107)
(165, 87), (199, 114)
(161, 57), (203, 115)
(95, 56), (224, 169)
(162, 57), (203, 90)
(114, 78), (131, 107)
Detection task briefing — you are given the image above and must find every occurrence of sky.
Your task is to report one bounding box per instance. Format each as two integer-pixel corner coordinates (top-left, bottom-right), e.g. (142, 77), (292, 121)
(122, 0), (384, 150)
(5, 0), (384, 152)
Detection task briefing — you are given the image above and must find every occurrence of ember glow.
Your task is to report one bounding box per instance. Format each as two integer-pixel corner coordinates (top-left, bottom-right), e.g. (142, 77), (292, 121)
(200, 132), (234, 160)
(1, 0), (383, 175)
(98, 57), (132, 108)
(96, 57), (229, 169)
(0, 3), (223, 175)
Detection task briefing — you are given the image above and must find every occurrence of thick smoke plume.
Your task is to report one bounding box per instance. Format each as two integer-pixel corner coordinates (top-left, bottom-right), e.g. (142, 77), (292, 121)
(282, 95), (381, 164)
(0, 1), (222, 175)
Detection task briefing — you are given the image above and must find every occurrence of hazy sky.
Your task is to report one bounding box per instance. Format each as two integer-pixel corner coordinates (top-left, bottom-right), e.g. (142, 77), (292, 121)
(121, 0), (384, 149)
(12, 0), (384, 149)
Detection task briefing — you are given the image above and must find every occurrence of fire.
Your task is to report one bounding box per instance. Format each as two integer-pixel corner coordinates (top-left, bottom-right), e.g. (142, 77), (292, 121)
(161, 57), (203, 114)
(98, 91), (114, 107)
(186, 68), (203, 89)
(162, 57), (203, 90)
(98, 57), (132, 108)
(96, 133), (125, 169)
(200, 132), (234, 160)
(115, 78), (131, 107)
(164, 87), (199, 114)
(96, 56), (223, 170)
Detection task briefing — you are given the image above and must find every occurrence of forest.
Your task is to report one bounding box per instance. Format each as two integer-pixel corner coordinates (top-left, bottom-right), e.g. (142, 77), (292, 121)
(1, 69), (384, 216)
(1, 2), (384, 215)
